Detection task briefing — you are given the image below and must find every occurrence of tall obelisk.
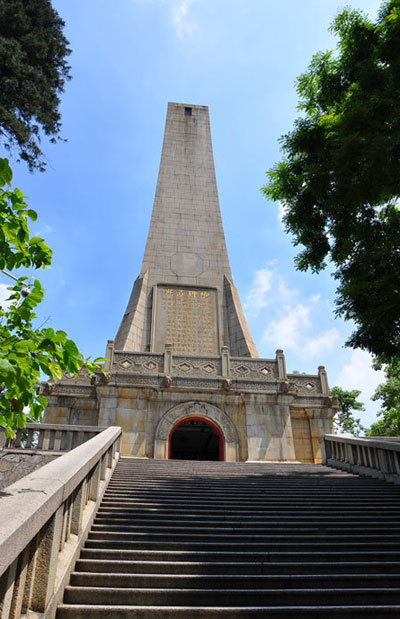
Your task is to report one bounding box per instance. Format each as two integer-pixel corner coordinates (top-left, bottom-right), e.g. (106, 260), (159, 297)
(115, 103), (258, 358)
(42, 101), (337, 463)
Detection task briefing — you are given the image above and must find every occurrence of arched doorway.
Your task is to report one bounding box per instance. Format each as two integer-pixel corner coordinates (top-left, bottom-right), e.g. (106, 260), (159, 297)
(169, 417), (224, 461)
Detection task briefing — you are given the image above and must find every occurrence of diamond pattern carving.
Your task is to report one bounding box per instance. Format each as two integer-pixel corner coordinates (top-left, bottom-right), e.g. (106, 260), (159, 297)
(235, 365), (249, 376)
(143, 360), (157, 371)
(177, 362), (192, 373)
(202, 363), (216, 373)
(260, 367), (272, 376)
(304, 382), (315, 391)
(120, 359), (132, 369)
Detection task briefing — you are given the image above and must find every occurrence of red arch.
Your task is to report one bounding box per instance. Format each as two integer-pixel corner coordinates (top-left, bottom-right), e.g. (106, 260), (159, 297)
(168, 416), (224, 461)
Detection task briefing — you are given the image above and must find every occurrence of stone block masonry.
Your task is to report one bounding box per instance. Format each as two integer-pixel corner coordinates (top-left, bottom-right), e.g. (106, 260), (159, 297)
(42, 103), (338, 462)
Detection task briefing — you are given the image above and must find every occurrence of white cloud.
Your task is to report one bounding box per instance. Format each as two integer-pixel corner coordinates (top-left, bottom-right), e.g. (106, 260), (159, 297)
(244, 268), (274, 313)
(336, 349), (385, 402)
(169, 0), (197, 39)
(304, 328), (340, 357)
(35, 224), (55, 237)
(254, 271), (339, 358)
(131, 0), (198, 39)
(244, 262), (298, 316)
(0, 283), (12, 309)
(262, 302), (310, 351)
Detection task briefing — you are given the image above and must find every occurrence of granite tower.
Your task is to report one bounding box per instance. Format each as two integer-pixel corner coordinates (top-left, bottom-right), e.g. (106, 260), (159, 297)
(43, 103), (338, 462)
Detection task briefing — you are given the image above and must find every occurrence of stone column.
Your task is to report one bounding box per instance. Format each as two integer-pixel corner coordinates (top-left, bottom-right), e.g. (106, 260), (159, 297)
(104, 339), (115, 371)
(276, 349), (287, 379)
(305, 409), (326, 463)
(277, 395), (296, 461)
(318, 365), (329, 394)
(163, 344), (173, 375)
(221, 346), (230, 377)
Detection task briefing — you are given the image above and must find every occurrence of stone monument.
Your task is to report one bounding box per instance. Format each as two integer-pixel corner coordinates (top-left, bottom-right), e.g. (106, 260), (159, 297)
(43, 103), (338, 462)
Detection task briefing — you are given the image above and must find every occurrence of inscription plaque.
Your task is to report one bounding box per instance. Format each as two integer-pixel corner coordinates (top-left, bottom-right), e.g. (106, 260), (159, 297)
(152, 286), (218, 355)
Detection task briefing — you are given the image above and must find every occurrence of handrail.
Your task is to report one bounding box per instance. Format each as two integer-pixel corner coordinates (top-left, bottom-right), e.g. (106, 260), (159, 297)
(0, 425), (121, 618)
(0, 423), (105, 451)
(321, 433), (400, 484)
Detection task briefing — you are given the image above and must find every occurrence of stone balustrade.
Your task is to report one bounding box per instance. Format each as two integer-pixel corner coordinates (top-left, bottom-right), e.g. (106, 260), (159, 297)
(322, 434), (400, 484)
(0, 425), (121, 619)
(1, 423), (104, 452)
(105, 348), (328, 395)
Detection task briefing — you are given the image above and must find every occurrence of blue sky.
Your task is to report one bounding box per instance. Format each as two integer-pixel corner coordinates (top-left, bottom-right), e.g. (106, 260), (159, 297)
(2, 0), (384, 426)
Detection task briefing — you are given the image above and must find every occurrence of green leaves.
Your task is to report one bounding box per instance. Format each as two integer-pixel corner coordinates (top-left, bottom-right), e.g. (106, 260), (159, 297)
(0, 159), (53, 271)
(331, 386), (365, 436)
(262, 0), (400, 360)
(0, 158), (12, 185)
(0, 160), (103, 438)
(0, 0), (71, 172)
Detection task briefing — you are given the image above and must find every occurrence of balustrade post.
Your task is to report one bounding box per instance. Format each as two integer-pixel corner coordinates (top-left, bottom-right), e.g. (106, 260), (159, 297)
(275, 349), (287, 379)
(104, 339), (115, 371)
(394, 452), (400, 475)
(54, 430), (62, 451)
(30, 506), (64, 613)
(320, 437), (327, 464)
(41, 430), (50, 450)
(21, 539), (38, 614)
(89, 462), (101, 501)
(377, 448), (389, 474)
(163, 343), (173, 375)
(100, 454), (107, 480)
(221, 346), (230, 377)
(0, 557), (17, 619)
(346, 442), (354, 464)
(10, 546), (31, 618)
(71, 481), (86, 535)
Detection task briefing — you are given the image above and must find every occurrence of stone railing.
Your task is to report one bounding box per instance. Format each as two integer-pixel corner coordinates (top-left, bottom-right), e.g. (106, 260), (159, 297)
(1, 423), (104, 452)
(322, 434), (400, 484)
(0, 425), (121, 619)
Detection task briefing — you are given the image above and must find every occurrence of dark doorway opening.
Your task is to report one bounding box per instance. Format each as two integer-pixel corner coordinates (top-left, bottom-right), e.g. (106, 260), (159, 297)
(169, 417), (224, 461)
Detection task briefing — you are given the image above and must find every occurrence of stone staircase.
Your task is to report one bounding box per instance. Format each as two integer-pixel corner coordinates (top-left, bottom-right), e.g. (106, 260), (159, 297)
(57, 457), (400, 617)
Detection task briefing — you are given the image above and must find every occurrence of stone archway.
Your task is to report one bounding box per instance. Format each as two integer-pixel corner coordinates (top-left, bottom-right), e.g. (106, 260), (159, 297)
(153, 401), (240, 462)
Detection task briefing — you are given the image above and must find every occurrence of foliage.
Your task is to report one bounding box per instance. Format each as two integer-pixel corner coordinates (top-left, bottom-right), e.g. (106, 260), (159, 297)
(367, 357), (400, 435)
(0, 159), (102, 437)
(331, 386), (365, 436)
(0, 0), (71, 172)
(263, 1), (400, 359)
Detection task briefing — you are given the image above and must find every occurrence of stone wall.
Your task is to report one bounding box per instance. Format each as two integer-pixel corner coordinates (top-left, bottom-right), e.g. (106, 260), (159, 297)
(0, 451), (59, 490)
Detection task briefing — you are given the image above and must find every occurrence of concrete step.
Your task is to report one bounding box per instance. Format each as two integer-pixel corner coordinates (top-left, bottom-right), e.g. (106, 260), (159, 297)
(93, 514), (400, 533)
(84, 537), (400, 552)
(75, 558), (400, 575)
(100, 495), (400, 506)
(63, 586), (400, 606)
(95, 510), (400, 523)
(97, 502), (400, 514)
(56, 604), (400, 618)
(86, 530), (400, 544)
(80, 547), (400, 562)
(69, 572), (400, 589)
(90, 522), (400, 536)
(57, 458), (400, 617)
(92, 521), (400, 533)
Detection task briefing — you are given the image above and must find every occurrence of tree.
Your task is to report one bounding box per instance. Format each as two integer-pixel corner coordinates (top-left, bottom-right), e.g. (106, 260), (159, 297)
(263, 1), (400, 360)
(0, 0), (71, 172)
(331, 386), (365, 436)
(367, 357), (400, 435)
(0, 159), (102, 437)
